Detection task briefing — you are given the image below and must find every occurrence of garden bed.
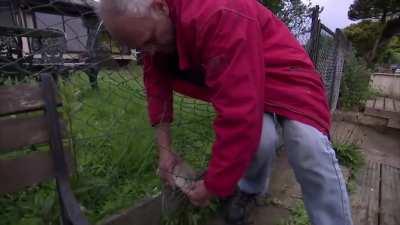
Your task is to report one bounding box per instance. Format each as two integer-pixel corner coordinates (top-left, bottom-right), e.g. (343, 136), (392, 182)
(0, 66), (215, 225)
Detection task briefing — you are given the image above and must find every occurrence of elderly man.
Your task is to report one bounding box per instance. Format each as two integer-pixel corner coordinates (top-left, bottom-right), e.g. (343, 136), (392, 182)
(98, 0), (353, 224)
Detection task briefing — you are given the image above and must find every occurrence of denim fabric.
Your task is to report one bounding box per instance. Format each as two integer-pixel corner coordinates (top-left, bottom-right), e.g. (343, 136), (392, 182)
(239, 113), (353, 225)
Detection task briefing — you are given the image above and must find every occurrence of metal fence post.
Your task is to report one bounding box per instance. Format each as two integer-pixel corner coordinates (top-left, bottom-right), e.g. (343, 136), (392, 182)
(329, 29), (351, 112)
(308, 5), (321, 65)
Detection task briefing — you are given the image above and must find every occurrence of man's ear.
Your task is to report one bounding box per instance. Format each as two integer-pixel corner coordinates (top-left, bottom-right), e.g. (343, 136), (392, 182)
(151, 0), (169, 16)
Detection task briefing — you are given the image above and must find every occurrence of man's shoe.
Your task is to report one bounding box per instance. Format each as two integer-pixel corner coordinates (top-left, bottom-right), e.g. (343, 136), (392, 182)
(222, 190), (256, 225)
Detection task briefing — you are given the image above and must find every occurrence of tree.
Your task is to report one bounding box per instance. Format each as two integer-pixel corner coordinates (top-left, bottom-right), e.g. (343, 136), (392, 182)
(344, 21), (380, 58)
(260, 0), (283, 14)
(344, 21), (400, 65)
(379, 36), (400, 64)
(260, 0), (313, 38)
(348, 0), (400, 22)
(348, 0), (400, 63)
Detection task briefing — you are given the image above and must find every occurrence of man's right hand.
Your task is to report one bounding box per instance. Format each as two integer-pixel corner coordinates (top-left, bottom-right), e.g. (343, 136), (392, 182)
(158, 150), (181, 186)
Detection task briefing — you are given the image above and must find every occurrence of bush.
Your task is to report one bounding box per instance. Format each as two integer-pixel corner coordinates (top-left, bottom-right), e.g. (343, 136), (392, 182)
(333, 142), (364, 173)
(339, 53), (375, 111)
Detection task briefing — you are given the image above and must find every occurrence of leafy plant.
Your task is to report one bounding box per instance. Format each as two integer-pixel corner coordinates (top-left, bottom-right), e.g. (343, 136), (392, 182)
(162, 199), (218, 225)
(339, 53), (376, 111)
(0, 66), (215, 225)
(333, 142), (364, 173)
(280, 202), (310, 225)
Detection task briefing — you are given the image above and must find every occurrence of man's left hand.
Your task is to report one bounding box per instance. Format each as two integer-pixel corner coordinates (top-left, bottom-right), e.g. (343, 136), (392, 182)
(184, 180), (212, 207)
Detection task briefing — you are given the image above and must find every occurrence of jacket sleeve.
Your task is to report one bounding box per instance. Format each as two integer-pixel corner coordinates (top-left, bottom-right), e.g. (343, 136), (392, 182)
(143, 54), (174, 126)
(198, 10), (266, 197)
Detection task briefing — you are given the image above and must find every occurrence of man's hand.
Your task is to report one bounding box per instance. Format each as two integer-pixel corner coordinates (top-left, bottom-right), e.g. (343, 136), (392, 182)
(158, 150), (181, 186)
(184, 180), (212, 207)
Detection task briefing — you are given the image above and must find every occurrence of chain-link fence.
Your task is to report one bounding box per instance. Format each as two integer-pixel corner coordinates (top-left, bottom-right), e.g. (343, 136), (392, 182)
(0, 2), (352, 225)
(306, 6), (353, 111)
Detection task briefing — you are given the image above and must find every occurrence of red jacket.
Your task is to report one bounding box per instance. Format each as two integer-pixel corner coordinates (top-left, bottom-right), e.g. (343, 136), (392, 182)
(144, 0), (331, 197)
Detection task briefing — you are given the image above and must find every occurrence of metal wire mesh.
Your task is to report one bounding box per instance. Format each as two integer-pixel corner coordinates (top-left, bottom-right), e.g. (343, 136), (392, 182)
(307, 6), (353, 110)
(316, 27), (337, 102)
(0, 2), (352, 224)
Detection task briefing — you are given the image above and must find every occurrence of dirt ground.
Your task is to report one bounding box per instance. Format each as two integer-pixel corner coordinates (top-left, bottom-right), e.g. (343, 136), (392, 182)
(207, 120), (400, 225)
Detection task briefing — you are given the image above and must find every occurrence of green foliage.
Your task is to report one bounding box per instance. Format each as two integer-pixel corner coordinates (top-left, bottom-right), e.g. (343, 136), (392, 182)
(333, 143), (364, 173)
(260, 0), (313, 37)
(339, 53), (375, 111)
(344, 21), (400, 64)
(279, 202), (310, 225)
(344, 21), (381, 59)
(162, 200), (218, 225)
(0, 67), (215, 225)
(348, 0), (400, 63)
(260, 0), (283, 14)
(348, 0), (400, 21)
(379, 36), (400, 64)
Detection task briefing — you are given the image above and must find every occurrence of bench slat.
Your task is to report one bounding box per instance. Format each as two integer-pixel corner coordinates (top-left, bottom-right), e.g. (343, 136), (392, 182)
(0, 116), (66, 153)
(0, 84), (44, 116)
(0, 84), (61, 116)
(0, 149), (73, 194)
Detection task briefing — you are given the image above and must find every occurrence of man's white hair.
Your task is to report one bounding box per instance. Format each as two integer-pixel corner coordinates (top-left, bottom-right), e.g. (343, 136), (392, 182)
(98, 0), (154, 18)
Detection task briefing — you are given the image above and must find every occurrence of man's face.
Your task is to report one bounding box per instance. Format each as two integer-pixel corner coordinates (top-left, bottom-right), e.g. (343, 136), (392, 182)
(102, 5), (175, 54)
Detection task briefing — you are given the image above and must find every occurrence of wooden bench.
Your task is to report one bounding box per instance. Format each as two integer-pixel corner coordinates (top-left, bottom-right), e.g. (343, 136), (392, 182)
(0, 73), (89, 225)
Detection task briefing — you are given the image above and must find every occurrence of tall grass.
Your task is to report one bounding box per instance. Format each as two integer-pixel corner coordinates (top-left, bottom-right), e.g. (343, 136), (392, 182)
(0, 66), (215, 225)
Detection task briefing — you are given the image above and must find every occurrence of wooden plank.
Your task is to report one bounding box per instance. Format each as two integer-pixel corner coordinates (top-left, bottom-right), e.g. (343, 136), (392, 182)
(394, 99), (400, 113)
(380, 164), (400, 225)
(375, 97), (385, 111)
(0, 116), (66, 153)
(0, 149), (73, 194)
(365, 97), (400, 120)
(384, 98), (396, 112)
(98, 162), (197, 225)
(333, 111), (388, 129)
(0, 84), (44, 116)
(388, 119), (400, 130)
(99, 196), (162, 225)
(365, 99), (375, 109)
(352, 161), (380, 225)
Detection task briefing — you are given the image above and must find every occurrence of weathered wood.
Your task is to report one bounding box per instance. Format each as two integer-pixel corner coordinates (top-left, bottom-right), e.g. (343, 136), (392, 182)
(0, 149), (73, 194)
(0, 84), (44, 116)
(388, 119), (400, 130)
(40, 73), (89, 225)
(371, 74), (400, 99)
(99, 196), (163, 225)
(333, 111), (388, 129)
(394, 99), (400, 113)
(97, 161), (198, 225)
(0, 116), (66, 152)
(380, 164), (400, 225)
(375, 97), (385, 111)
(365, 99), (375, 109)
(365, 97), (400, 121)
(352, 161), (381, 225)
(384, 97), (395, 112)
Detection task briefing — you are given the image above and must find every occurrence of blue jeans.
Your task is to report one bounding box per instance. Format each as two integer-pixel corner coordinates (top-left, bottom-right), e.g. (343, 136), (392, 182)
(239, 113), (353, 225)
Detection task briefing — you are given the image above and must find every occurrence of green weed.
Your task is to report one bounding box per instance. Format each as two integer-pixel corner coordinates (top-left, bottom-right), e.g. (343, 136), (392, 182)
(0, 66), (215, 225)
(279, 202), (310, 225)
(333, 142), (364, 173)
